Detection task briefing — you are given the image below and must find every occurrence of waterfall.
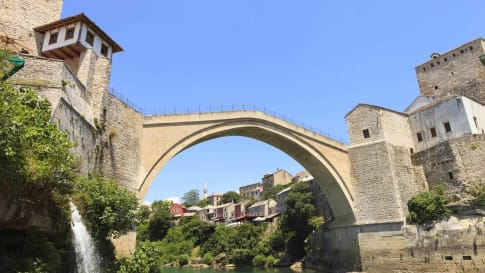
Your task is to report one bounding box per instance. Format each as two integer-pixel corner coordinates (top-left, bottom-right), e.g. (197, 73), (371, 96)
(70, 201), (101, 273)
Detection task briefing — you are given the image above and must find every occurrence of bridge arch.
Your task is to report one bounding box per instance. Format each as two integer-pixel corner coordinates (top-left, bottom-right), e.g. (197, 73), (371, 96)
(139, 111), (355, 225)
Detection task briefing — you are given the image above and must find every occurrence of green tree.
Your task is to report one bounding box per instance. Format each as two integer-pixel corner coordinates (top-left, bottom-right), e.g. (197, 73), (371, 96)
(221, 191), (241, 204)
(252, 254), (266, 266)
(201, 224), (266, 265)
(262, 183), (292, 200)
(0, 71), (76, 272)
(75, 176), (139, 238)
(0, 81), (76, 210)
(177, 217), (214, 246)
(407, 185), (451, 225)
(196, 198), (209, 207)
(202, 252), (214, 265)
(147, 201), (173, 241)
(279, 182), (316, 260)
(137, 205), (151, 225)
(309, 216), (324, 231)
(182, 189), (200, 207)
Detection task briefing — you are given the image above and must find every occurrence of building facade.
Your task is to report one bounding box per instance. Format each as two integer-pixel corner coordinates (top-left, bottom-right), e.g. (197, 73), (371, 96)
(261, 169), (292, 190)
(239, 182), (263, 199)
(206, 193), (222, 207)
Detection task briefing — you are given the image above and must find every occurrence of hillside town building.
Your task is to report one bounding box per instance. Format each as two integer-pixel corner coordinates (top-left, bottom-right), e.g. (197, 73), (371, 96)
(261, 169), (292, 190)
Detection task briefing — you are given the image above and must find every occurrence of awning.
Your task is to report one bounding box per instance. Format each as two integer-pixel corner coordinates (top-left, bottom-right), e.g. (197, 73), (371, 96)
(235, 214), (251, 221)
(1, 56), (25, 81)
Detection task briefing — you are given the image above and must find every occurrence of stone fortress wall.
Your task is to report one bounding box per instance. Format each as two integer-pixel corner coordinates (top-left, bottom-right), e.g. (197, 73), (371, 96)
(0, 0), (63, 55)
(309, 38), (485, 272)
(416, 39), (485, 104)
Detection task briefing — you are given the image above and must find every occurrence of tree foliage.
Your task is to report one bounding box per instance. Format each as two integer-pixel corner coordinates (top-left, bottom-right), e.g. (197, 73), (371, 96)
(144, 201), (173, 241)
(279, 182), (316, 260)
(0, 81), (75, 201)
(201, 224), (267, 265)
(196, 198), (209, 207)
(74, 176), (139, 238)
(407, 185), (451, 225)
(221, 191), (241, 204)
(0, 229), (75, 273)
(182, 189), (200, 207)
(262, 183), (292, 200)
(471, 184), (485, 206)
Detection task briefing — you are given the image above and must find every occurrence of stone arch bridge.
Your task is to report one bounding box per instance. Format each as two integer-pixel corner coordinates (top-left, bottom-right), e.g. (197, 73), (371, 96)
(139, 110), (355, 225)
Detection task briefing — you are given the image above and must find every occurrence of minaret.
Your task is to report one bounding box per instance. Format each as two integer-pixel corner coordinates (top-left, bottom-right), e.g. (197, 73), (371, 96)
(203, 182), (208, 199)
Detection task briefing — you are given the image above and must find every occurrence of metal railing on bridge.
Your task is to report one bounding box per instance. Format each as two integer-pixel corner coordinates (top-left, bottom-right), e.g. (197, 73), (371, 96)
(109, 87), (347, 144)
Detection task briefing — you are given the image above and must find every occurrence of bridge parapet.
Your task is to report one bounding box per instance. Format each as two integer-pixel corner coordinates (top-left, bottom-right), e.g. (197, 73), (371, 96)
(144, 110), (347, 151)
(144, 105), (346, 143)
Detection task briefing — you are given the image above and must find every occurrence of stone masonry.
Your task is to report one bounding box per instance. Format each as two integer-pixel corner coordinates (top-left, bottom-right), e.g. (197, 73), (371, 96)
(416, 39), (485, 104)
(0, 0), (63, 55)
(413, 134), (485, 205)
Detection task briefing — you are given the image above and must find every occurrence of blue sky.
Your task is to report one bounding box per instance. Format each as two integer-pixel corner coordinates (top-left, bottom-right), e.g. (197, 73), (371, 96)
(62, 1), (485, 203)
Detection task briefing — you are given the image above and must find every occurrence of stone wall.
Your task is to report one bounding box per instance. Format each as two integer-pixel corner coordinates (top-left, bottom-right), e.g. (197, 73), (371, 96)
(349, 140), (426, 225)
(361, 217), (485, 273)
(349, 141), (403, 224)
(346, 104), (414, 148)
(51, 99), (96, 175)
(305, 222), (362, 273)
(8, 55), (94, 125)
(413, 134), (485, 204)
(391, 146), (427, 217)
(381, 108), (414, 148)
(97, 93), (143, 193)
(306, 217), (485, 273)
(90, 56), (112, 118)
(415, 38), (485, 105)
(346, 105), (384, 146)
(0, 0), (63, 55)
(9, 54), (97, 176)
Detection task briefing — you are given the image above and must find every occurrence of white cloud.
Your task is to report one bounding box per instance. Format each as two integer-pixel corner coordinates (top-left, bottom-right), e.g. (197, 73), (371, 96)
(165, 196), (180, 204)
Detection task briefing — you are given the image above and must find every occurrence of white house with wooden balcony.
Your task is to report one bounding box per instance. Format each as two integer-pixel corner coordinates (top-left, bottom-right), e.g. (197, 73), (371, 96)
(34, 13), (122, 60)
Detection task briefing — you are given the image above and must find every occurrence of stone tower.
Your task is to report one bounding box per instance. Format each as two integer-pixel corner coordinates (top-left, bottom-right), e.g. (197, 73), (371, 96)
(33, 13), (123, 117)
(0, 0), (64, 55)
(415, 39), (485, 104)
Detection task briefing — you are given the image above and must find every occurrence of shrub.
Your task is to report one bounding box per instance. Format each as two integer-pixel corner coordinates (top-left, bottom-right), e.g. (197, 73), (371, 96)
(407, 185), (451, 225)
(252, 254), (266, 266)
(230, 248), (253, 266)
(178, 254), (190, 266)
(202, 252), (214, 265)
(74, 176), (139, 238)
(471, 184), (485, 206)
(266, 255), (276, 267)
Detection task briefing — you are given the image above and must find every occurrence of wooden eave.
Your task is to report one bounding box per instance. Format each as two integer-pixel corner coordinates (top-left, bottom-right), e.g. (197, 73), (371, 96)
(41, 43), (82, 60)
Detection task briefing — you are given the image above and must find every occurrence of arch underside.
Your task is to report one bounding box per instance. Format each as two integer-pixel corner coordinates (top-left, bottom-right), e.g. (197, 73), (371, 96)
(140, 119), (355, 226)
